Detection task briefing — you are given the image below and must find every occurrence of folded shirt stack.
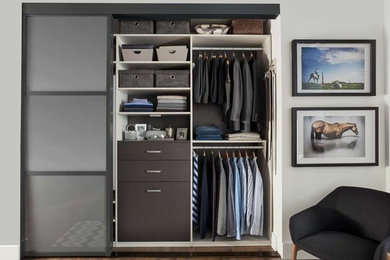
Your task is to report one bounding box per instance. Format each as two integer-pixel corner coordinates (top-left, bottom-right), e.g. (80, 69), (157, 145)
(123, 98), (154, 112)
(226, 132), (261, 141)
(156, 95), (187, 112)
(195, 125), (223, 140)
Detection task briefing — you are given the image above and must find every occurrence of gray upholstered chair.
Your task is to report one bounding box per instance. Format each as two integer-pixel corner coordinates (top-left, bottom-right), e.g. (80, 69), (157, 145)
(290, 186), (390, 260)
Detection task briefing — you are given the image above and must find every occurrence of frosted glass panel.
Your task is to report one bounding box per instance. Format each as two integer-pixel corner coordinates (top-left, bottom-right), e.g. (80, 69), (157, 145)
(24, 175), (107, 254)
(26, 96), (106, 171)
(26, 16), (107, 92)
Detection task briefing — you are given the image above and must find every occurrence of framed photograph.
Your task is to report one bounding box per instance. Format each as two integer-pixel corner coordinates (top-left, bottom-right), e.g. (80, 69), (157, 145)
(135, 123), (147, 140)
(292, 40), (376, 96)
(176, 128), (188, 140)
(292, 107), (378, 167)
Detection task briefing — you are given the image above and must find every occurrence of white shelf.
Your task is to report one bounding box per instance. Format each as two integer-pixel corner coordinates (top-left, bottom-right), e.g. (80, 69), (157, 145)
(117, 87), (190, 94)
(118, 111), (191, 116)
(192, 140), (265, 144)
(115, 61), (191, 70)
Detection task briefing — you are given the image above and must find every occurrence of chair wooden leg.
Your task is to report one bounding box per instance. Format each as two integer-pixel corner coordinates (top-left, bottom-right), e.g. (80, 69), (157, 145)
(291, 244), (300, 260)
(386, 252), (390, 260)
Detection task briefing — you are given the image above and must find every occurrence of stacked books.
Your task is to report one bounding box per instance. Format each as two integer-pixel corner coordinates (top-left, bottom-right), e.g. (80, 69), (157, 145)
(156, 95), (187, 112)
(123, 98), (154, 112)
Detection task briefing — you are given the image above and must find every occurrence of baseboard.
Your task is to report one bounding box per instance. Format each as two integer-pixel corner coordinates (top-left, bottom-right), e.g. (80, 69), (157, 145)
(282, 242), (317, 260)
(0, 245), (20, 260)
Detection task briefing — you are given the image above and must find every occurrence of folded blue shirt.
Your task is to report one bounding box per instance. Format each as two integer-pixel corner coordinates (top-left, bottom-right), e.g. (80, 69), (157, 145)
(196, 136), (223, 140)
(195, 125), (222, 135)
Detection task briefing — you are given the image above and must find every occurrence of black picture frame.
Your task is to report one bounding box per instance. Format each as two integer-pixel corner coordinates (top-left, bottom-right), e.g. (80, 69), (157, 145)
(292, 107), (378, 167)
(292, 40), (376, 96)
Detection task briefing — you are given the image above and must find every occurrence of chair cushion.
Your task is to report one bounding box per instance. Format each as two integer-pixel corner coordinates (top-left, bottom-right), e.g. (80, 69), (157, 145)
(296, 231), (378, 260)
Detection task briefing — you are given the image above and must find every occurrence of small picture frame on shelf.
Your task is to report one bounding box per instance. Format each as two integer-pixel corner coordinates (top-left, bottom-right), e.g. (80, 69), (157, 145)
(135, 124), (147, 140)
(176, 128), (188, 140)
(292, 40), (376, 96)
(292, 107), (378, 167)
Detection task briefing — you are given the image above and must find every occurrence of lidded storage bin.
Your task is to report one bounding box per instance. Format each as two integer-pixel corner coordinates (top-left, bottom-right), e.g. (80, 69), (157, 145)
(155, 70), (189, 88)
(156, 20), (190, 34)
(156, 46), (188, 61)
(119, 70), (154, 88)
(122, 45), (154, 61)
(120, 20), (154, 34)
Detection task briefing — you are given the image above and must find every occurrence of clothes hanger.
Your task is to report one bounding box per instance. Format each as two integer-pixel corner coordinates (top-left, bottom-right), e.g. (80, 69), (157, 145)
(225, 150), (229, 159)
(250, 52), (254, 60)
(238, 150), (242, 158)
(242, 51), (246, 59)
(203, 150), (206, 157)
(218, 150), (221, 159)
(245, 150), (248, 157)
(252, 150), (256, 158)
(232, 150), (236, 158)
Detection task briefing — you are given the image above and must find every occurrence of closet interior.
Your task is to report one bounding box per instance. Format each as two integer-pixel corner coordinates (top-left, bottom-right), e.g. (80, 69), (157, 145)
(114, 18), (276, 247)
(21, 3), (279, 257)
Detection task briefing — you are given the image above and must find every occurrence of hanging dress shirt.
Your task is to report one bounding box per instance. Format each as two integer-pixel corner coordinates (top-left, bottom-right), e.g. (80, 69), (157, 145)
(217, 56), (225, 105)
(216, 156), (227, 236)
(193, 55), (203, 104)
(245, 155), (254, 233)
(230, 57), (243, 131)
(201, 56), (210, 104)
(238, 156), (247, 235)
(199, 154), (209, 239)
(211, 153), (217, 241)
(225, 157), (236, 238)
(192, 152), (200, 230)
(250, 156), (264, 236)
(222, 59), (232, 122)
(249, 58), (262, 132)
(209, 57), (218, 104)
(232, 157), (241, 240)
(240, 57), (253, 133)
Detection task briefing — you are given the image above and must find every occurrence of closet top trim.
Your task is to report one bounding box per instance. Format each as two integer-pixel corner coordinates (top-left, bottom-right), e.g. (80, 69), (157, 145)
(22, 3), (280, 19)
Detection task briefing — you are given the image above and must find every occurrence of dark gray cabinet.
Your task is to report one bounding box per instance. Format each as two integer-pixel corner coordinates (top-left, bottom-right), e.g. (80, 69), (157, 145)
(22, 15), (112, 256)
(117, 141), (190, 242)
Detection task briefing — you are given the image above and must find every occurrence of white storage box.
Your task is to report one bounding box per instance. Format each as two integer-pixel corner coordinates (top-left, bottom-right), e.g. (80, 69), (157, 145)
(122, 45), (154, 61)
(156, 46), (188, 61)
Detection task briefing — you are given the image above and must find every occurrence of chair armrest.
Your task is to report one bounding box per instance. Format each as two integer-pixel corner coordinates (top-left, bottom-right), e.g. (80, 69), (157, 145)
(289, 205), (348, 242)
(373, 236), (390, 260)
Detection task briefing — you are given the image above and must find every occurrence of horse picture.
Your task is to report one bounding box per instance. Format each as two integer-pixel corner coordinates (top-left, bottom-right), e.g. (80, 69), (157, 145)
(307, 68), (320, 84)
(311, 120), (359, 140)
(292, 107), (378, 167)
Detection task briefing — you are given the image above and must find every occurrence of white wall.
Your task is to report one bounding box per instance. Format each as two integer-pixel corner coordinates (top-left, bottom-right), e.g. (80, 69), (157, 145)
(0, 0), (387, 260)
(280, 0), (386, 259)
(0, 0), (21, 259)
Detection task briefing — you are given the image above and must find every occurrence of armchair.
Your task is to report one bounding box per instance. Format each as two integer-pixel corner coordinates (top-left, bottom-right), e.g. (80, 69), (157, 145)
(290, 186), (390, 260)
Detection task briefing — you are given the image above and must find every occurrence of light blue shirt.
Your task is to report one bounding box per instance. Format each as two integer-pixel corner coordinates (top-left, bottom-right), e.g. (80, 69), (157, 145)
(238, 157), (247, 235)
(250, 157), (264, 236)
(232, 157), (241, 240)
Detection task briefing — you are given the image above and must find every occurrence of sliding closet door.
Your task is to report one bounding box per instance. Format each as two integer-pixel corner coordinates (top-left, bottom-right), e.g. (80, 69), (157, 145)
(22, 16), (112, 256)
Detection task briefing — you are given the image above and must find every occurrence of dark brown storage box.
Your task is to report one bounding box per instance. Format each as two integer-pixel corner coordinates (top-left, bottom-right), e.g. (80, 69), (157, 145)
(155, 70), (189, 87)
(120, 20), (154, 34)
(231, 19), (264, 34)
(155, 20), (190, 34)
(119, 70), (154, 88)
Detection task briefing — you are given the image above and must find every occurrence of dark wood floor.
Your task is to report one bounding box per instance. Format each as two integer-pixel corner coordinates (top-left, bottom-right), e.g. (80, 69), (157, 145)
(25, 246), (281, 260)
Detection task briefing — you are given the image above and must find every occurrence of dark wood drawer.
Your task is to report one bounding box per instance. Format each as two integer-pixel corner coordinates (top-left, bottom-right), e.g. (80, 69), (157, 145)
(118, 141), (190, 161)
(118, 161), (190, 182)
(118, 181), (190, 241)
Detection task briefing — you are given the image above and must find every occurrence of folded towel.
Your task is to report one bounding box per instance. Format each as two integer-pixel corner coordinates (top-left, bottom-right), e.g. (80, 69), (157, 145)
(157, 104), (187, 108)
(226, 132), (261, 139)
(157, 95), (187, 100)
(123, 107), (154, 112)
(157, 99), (187, 104)
(124, 104), (154, 108)
(195, 136), (223, 140)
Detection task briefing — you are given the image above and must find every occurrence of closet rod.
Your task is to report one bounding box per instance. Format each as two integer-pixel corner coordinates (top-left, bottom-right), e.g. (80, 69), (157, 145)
(193, 146), (264, 150)
(192, 47), (263, 51)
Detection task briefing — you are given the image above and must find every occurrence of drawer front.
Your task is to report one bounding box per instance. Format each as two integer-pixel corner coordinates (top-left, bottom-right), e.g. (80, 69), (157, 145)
(118, 141), (190, 161)
(118, 161), (190, 182)
(118, 182), (190, 241)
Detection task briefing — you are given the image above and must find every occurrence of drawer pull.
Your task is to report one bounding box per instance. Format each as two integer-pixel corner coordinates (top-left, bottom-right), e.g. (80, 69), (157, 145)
(145, 150), (161, 154)
(145, 170), (162, 174)
(145, 189), (161, 193)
